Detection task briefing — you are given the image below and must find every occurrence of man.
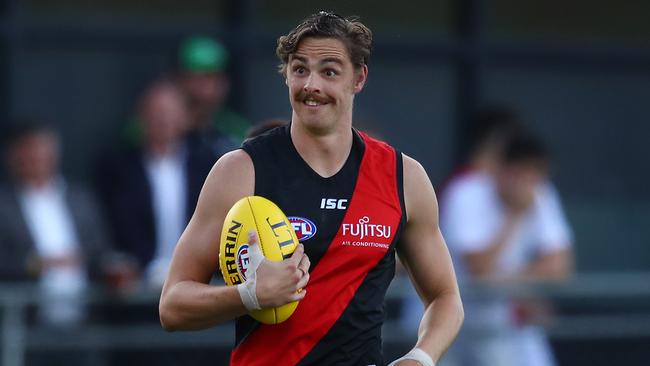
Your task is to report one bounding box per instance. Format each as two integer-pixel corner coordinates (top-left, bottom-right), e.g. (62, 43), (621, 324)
(175, 36), (250, 148)
(441, 135), (573, 366)
(119, 37), (242, 155)
(0, 121), (110, 325)
(160, 12), (463, 366)
(456, 106), (524, 179)
(95, 81), (216, 287)
(401, 105), (524, 332)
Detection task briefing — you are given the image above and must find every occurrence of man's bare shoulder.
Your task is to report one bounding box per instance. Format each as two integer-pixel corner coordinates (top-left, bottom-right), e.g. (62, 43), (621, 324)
(401, 153), (433, 196)
(215, 149), (253, 170)
(400, 153), (438, 223)
(401, 153), (428, 180)
(196, 149), (255, 218)
(210, 149), (254, 184)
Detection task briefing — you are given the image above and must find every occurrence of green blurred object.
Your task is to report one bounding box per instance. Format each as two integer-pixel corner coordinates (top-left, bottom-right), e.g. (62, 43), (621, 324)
(179, 36), (228, 74)
(214, 109), (251, 143)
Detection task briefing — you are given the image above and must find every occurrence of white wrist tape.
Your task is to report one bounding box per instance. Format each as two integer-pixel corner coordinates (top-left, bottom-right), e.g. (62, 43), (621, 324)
(388, 347), (435, 366)
(236, 241), (264, 311)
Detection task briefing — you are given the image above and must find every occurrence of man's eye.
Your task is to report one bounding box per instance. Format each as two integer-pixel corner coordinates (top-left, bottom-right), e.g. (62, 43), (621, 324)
(294, 67), (305, 74)
(325, 70), (338, 77)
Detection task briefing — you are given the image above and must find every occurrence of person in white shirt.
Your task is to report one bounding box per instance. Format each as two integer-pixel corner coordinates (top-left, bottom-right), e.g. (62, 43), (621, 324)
(399, 105), (524, 338)
(94, 81), (219, 288)
(441, 134), (573, 366)
(0, 121), (111, 326)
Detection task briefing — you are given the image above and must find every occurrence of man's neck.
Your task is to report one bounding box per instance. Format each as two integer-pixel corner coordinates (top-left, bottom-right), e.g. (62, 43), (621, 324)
(290, 120), (353, 178)
(147, 140), (182, 159)
(469, 154), (499, 176)
(17, 175), (59, 191)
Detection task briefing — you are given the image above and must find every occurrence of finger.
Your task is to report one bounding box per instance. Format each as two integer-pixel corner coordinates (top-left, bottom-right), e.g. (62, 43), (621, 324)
(288, 243), (305, 264)
(298, 254), (311, 272)
(246, 230), (264, 267)
(290, 289), (307, 302)
(297, 254), (309, 273)
(296, 272), (310, 290)
(247, 230), (259, 246)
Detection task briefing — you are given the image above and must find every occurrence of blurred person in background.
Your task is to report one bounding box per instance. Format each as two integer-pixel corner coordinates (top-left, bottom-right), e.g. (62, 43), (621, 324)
(400, 105), (524, 333)
(175, 35), (251, 149)
(94, 80), (216, 288)
(453, 106), (524, 179)
(441, 134), (573, 366)
(0, 121), (111, 326)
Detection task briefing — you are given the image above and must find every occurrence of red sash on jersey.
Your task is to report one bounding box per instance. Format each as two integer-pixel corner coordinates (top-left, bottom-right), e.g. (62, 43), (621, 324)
(230, 132), (403, 366)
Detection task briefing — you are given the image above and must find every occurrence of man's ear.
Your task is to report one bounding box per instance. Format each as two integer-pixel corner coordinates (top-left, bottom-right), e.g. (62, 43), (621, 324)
(353, 65), (368, 94)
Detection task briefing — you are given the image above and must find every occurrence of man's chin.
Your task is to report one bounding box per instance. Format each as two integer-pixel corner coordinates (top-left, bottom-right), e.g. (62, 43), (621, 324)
(294, 118), (332, 133)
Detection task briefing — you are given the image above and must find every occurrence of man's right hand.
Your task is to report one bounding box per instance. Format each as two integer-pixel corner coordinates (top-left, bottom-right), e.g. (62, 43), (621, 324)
(249, 232), (311, 308)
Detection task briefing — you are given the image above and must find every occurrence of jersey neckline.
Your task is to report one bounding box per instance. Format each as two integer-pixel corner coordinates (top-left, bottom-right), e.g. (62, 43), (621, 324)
(284, 123), (365, 182)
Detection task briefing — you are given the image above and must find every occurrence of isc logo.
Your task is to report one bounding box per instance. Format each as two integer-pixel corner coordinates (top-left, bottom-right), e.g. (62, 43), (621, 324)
(320, 198), (348, 210)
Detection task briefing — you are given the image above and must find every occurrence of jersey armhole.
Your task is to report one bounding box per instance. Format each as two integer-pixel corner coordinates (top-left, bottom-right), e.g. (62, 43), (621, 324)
(393, 150), (408, 253)
(395, 150), (407, 223)
(237, 146), (257, 196)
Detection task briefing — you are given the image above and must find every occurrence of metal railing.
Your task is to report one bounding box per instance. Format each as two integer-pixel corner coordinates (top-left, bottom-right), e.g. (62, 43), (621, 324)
(2, 272), (650, 366)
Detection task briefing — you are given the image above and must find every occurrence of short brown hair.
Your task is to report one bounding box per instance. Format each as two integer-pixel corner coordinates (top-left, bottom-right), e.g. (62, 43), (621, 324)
(276, 11), (372, 75)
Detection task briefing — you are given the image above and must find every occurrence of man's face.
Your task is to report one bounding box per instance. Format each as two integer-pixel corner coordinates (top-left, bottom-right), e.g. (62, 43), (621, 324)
(141, 86), (189, 148)
(178, 72), (229, 110)
(9, 131), (59, 186)
(286, 37), (367, 134)
(496, 160), (547, 211)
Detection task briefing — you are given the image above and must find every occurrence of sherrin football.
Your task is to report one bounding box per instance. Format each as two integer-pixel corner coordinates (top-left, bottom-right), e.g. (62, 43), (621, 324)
(219, 195), (300, 324)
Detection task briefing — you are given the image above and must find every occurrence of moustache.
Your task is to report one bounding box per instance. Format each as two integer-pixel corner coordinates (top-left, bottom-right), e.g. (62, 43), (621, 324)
(297, 92), (331, 104)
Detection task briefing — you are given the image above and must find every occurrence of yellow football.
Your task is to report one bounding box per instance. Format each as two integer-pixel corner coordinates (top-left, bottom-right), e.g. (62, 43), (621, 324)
(219, 196), (300, 324)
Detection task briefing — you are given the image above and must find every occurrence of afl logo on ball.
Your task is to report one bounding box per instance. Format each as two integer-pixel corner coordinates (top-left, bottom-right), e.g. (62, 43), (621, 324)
(288, 216), (317, 242)
(236, 244), (251, 280)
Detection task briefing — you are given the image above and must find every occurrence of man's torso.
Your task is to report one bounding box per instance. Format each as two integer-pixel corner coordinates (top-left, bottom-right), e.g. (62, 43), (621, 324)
(233, 124), (405, 366)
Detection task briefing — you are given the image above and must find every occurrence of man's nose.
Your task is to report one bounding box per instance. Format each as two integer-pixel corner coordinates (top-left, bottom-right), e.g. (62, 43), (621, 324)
(303, 74), (321, 94)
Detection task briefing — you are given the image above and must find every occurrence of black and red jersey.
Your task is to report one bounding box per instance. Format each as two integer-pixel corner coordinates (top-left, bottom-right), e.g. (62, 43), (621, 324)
(234, 124), (406, 366)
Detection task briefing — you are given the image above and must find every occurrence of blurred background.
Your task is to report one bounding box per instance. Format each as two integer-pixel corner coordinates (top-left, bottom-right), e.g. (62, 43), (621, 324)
(0, 0), (649, 365)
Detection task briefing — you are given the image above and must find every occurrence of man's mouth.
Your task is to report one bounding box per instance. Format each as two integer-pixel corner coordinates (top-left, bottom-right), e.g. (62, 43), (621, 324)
(303, 97), (328, 107)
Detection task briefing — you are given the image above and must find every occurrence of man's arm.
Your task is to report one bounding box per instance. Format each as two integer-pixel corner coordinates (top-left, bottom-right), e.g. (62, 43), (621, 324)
(520, 183), (573, 282)
(393, 154), (464, 365)
(159, 150), (309, 331)
(521, 248), (572, 282)
(462, 212), (521, 278)
(461, 175), (536, 279)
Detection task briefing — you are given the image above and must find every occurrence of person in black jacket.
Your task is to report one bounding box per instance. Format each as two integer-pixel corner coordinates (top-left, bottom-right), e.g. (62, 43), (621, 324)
(95, 80), (223, 287)
(0, 121), (111, 326)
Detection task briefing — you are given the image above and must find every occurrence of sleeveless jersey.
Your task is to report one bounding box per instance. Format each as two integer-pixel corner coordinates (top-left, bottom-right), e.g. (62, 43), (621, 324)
(232, 124), (406, 366)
